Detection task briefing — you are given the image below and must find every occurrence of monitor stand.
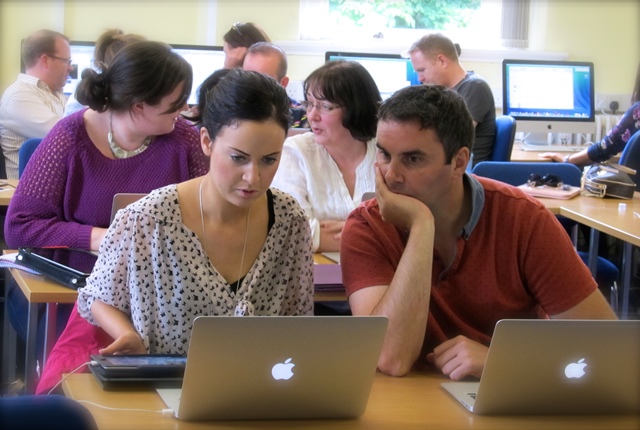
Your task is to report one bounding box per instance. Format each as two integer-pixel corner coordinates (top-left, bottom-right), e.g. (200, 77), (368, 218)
(520, 132), (586, 152)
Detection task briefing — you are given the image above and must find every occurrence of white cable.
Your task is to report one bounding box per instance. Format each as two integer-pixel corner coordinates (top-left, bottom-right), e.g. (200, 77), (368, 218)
(46, 360), (96, 395)
(76, 400), (173, 416)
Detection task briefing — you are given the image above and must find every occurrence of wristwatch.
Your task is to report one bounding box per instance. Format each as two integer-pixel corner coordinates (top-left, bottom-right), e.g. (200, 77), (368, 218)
(563, 154), (572, 163)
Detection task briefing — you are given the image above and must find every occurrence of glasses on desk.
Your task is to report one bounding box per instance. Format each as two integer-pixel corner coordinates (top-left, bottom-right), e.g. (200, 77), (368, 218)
(527, 173), (569, 190)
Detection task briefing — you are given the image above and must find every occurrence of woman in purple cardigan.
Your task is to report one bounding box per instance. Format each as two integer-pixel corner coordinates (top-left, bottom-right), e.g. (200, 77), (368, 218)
(3, 41), (208, 392)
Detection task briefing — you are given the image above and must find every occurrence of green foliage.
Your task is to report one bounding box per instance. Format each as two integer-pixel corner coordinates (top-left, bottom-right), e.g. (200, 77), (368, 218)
(329, 0), (481, 30)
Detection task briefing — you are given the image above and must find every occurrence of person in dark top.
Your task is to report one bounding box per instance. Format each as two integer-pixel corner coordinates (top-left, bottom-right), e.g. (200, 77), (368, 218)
(408, 33), (496, 166)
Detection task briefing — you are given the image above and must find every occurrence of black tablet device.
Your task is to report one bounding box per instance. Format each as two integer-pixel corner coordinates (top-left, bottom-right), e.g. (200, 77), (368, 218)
(16, 247), (98, 289)
(90, 354), (187, 379)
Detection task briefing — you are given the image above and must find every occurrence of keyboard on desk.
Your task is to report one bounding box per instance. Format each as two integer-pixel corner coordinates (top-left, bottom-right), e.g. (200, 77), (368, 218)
(520, 143), (587, 152)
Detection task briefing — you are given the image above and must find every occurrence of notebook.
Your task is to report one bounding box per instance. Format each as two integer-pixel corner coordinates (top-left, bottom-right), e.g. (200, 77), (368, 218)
(157, 315), (388, 421)
(441, 319), (640, 415)
(110, 193), (147, 222)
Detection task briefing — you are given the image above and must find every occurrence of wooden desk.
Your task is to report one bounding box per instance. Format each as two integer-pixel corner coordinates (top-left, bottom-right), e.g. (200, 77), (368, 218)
(2, 253), (345, 391)
(0, 179), (18, 206)
(2, 262), (78, 393)
(62, 372), (639, 429)
(558, 194), (640, 317)
(510, 142), (621, 163)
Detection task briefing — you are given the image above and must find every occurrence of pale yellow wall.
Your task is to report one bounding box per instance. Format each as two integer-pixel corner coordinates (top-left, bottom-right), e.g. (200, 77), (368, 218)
(1, 0), (638, 98)
(543, 0), (639, 96)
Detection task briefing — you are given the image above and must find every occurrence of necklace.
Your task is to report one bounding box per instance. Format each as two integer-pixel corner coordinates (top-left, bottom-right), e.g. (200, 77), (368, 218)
(107, 111), (152, 159)
(199, 178), (250, 293)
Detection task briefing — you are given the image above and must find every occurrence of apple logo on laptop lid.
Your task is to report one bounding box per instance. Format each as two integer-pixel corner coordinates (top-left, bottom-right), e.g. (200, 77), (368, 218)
(271, 358), (295, 380)
(564, 358), (587, 379)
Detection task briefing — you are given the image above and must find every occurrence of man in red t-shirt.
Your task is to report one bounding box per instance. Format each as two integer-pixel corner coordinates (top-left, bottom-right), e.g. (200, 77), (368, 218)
(341, 85), (616, 380)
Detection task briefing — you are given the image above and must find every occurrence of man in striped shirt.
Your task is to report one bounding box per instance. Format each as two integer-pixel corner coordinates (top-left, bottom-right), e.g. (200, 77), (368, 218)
(0, 29), (72, 179)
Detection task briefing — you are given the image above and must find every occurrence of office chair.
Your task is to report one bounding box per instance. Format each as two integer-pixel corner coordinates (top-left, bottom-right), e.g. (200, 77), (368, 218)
(472, 161), (620, 309)
(618, 129), (640, 191)
(490, 115), (517, 162)
(18, 138), (43, 178)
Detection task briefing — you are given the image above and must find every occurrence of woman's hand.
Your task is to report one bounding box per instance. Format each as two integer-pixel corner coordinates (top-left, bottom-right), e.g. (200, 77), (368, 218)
(99, 331), (147, 355)
(538, 152), (564, 162)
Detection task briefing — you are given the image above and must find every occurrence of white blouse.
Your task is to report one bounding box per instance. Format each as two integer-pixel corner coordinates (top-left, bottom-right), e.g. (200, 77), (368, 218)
(271, 132), (376, 251)
(77, 185), (314, 355)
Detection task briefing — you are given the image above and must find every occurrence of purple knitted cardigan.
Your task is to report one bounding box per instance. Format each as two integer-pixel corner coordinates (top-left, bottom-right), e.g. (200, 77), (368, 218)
(4, 109), (209, 249)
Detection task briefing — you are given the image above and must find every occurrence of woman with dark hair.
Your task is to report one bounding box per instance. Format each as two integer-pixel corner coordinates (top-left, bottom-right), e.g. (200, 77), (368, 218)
(38, 69), (313, 392)
(64, 29), (145, 116)
(271, 60), (382, 252)
(4, 40), (208, 394)
(541, 61), (640, 165)
(222, 21), (270, 68)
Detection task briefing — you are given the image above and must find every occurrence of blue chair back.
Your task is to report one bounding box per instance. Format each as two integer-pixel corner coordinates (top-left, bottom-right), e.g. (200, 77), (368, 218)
(472, 161), (582, 187)
(18, 138), (42, 178)
(618, 129), (640, 191)
(491, 115), (517, 161)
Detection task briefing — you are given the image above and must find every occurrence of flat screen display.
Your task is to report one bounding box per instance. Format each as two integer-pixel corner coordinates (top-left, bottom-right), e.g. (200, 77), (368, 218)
(325, 51), (419, 100)
(171, 44), (225, 105)
(502, 59), (595, 139)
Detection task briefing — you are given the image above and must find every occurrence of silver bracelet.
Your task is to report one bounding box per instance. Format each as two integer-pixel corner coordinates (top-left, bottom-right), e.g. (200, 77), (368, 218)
(563, 154), (571, 163)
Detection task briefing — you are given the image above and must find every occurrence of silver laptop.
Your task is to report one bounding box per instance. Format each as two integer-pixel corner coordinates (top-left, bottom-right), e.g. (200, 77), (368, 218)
(442, 319), (640, 415)
(158, 315), (388, 421)
(110, 193), (146, 222)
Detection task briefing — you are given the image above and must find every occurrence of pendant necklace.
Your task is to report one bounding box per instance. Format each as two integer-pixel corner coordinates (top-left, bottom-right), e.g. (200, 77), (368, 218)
(198, 178), (253, 316)
(108, 111), (152, 159)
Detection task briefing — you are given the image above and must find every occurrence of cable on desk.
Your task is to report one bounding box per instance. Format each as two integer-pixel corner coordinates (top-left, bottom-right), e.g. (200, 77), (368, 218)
(76, 400), (174, 416)
(46, 360), (96, 395)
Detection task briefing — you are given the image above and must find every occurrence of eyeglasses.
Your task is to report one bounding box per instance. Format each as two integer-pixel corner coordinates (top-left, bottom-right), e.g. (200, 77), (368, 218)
(48, 55), (72, 65)
(527, 173), (568, 189)
(300, 100), (341, 115)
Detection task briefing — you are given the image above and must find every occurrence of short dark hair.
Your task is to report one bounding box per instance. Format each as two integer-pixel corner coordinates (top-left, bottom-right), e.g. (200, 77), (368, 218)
(246, 42), (287, 81)
(93, 29), (145, 71)
(223, 22), (270, 49)
(304, 60), (382, 142)
(202, 69), (291, 141)
(408, 33), (459, 62)
(378, 85), (474, 164)
(76, 41), (192, 114)
(22, 29), (69, 69)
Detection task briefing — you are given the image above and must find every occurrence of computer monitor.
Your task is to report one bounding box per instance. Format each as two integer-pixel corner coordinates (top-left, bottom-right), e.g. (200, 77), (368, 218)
(20, 40), (95, 96)
(325, 51), (419, 100)
(171, 44), (225, 106)
(65, 42), (96, 96)
(502, 59), (595, 146)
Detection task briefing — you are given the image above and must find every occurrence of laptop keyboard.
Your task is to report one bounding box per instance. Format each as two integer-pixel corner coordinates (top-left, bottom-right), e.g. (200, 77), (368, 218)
(467, 392), (477, 399)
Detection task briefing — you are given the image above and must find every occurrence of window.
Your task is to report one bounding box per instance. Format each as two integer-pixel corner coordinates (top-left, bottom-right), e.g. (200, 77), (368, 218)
(300, 0), (504, 49)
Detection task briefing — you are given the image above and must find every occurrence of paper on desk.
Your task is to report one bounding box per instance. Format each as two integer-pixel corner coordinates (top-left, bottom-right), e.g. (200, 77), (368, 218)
(0, 252), (41, 275)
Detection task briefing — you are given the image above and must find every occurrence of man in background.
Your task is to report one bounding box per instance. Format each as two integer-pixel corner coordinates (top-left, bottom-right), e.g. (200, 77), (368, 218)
(242, 42), (307, 128)
(408, 33), (495, 166)
(0, 29), (71, 179)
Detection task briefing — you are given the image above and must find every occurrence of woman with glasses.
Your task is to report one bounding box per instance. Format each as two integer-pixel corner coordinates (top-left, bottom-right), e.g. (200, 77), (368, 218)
(271, 60), (382, 252)
(222, 22), (270, 69)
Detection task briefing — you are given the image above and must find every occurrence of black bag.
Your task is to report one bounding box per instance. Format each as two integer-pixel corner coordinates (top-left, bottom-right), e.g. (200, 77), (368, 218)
(580, 163), (637, 199)
(16, 247), (98, 289)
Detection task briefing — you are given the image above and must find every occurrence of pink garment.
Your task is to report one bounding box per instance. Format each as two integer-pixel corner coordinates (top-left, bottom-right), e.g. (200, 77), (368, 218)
(36, 304), (112, 394)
